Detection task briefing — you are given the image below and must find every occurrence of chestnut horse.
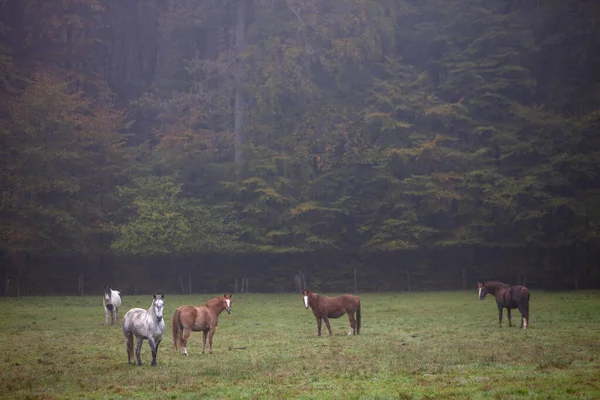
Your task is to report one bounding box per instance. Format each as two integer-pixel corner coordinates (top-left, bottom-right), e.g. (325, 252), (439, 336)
(302, 290), (361, 336)
(172, 294), (232, 355)
(478, 281), (530, 329)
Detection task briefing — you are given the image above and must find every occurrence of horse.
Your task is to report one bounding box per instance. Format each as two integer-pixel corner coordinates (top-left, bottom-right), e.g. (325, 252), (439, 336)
(302, 290), (361, 336)
(477, 281), (530, 329)
(122, 293), (165, 366)
(172, 294), (232, 355)
(103, 286), (122, 326)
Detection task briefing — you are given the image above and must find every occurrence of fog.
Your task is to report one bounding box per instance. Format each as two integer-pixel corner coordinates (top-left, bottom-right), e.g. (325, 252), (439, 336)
(1, 1), (599, 295)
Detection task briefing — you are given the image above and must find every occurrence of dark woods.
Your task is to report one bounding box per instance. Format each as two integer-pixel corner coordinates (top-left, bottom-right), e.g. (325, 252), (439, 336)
(1, 1), (600, 295)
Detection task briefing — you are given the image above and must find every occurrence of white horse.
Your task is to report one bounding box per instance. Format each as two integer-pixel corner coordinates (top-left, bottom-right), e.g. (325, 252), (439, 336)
(123, 293), (165, 366)
(103, 286), (122, 325)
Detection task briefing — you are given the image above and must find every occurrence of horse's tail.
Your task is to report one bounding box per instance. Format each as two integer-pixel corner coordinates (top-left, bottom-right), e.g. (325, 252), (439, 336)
(172, 308), (182, 350)
(522, 287), (530, 318)
(356, 298), (361, 335)
(123, 316), (134, 359)
(126, 330), (134, 357)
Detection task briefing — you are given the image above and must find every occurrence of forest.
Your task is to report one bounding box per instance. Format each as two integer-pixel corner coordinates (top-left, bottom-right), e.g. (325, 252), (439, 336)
(1, 0), (600, 295)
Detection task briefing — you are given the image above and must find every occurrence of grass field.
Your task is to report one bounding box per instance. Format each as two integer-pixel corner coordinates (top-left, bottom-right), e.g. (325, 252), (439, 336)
(0, 291), (599, 399)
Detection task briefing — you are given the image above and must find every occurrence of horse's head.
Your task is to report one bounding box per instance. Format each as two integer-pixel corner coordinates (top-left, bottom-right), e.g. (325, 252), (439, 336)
(223, 294), (232, 314)
(302, 290), (312, 309)
(153, 293), (165, 322)
(477, 282), (487, 300)
(103, 286), (112, 303)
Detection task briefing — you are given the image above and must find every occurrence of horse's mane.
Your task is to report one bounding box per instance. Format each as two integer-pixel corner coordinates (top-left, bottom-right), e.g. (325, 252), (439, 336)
(308, 291), (325, 301)
(202, 295), (224, 308)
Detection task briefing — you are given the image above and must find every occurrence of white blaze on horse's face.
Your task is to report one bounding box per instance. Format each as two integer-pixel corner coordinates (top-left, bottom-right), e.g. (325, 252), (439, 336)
(154, 299), (164, 321)
(478, 284), (486, 300)
(225, 298), (231, 314)
(303, 295), (309, 309)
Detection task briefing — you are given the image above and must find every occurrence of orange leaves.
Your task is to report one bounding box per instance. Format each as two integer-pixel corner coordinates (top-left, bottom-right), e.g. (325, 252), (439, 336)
(386, 134), (443, 159)
(290, 201), (319, 217)
(432, 171), (464, 183)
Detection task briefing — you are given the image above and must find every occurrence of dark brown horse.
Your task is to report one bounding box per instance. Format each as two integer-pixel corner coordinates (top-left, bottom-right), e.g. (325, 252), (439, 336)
(302, 290), (361, 336)
(477, 281), (530, 329)
(172, 294), (232, 355)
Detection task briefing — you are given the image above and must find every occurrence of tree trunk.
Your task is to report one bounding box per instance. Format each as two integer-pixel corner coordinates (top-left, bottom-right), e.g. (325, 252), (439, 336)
(234, 0), (247, 170)
(78, 273), (84, 296)
(573, 246), (580, 290)
(18, 253), (28, 298)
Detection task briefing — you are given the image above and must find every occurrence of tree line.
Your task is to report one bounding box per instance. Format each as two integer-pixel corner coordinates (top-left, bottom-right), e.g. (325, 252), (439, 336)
(1, 0), (599, 295)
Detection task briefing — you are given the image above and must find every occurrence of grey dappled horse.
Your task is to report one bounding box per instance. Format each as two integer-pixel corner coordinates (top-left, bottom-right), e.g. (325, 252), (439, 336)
(122, 293), (165, 366)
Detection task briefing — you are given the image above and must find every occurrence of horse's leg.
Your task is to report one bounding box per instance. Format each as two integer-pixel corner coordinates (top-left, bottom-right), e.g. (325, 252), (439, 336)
(317, 317), (322, 336)
(153, 338), (162, 366)
(208, 327), (216, 354)
(497, 305), (503, 328)
(347, 312), (356, 336)
(112, 308), (117, 325)
(148, 338), (158, 366)
(104, 307), (110, 326)
(201, 330), (208, 354)
(517, 303), (527, 329)
(507, 308), (512, 327)
(323, 317), (333, 336)
(181, 328), (191, 356)
(135, 337), (144, 365)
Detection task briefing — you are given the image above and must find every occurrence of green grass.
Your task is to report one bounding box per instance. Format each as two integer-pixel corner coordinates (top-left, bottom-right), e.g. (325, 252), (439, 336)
(1, 291), (599, 399)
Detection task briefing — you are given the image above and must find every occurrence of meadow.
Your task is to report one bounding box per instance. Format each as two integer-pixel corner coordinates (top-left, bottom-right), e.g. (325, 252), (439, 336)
(0, 290), (599, 399)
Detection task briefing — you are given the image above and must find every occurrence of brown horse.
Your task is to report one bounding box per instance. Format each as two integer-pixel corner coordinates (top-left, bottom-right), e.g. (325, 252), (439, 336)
(172, 294), (232, 355)
(302, 290), (361, 336)
(477, 281), (530, 329)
